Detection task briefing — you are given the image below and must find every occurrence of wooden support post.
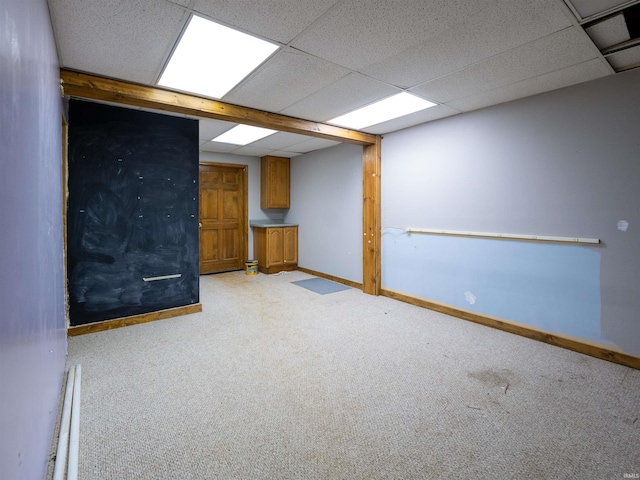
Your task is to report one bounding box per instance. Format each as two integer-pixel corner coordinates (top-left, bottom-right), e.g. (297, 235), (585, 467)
(362, 136), (381, 295)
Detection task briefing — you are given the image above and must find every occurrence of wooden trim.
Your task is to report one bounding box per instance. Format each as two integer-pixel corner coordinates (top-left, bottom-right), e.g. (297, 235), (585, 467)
(60, 69), (377, 146)
(62, 119), (70, 328)
(67, 303), (202, 336)
(362, 136), (382, 295)
(380, 288), (640, 370)
(296, 267), (363, 290)
(199, 161), (248, 168)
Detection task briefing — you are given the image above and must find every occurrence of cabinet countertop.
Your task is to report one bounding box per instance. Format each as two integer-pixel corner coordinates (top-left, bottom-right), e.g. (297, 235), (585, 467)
(250, 220), (299, 228)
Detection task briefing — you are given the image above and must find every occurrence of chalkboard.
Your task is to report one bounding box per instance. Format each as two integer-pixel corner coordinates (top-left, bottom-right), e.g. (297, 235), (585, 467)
(67, 100), (199, 325)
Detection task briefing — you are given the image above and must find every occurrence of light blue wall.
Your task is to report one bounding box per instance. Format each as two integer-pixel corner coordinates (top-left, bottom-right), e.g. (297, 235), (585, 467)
(384, 233), (602, 341)
(287, 143), (363, 283)
(0, 0), (67, 477)
(382, 68), (640, 356)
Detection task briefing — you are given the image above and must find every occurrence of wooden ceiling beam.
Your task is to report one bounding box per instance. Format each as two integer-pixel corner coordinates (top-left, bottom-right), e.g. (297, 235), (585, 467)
(60, 69), (378, 146)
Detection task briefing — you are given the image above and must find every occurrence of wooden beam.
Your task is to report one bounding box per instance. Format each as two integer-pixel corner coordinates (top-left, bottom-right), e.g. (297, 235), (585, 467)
(67, 304), (202, 336)
(60, 69), (377, 146)
(362, 136), (382, 295)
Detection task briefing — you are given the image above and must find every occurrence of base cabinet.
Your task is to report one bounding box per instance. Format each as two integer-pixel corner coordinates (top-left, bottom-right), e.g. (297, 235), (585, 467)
(253, 226), (298, 274)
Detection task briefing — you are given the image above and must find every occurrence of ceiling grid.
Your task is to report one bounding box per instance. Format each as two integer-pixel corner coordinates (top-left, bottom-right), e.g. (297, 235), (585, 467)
(48, 0), (636, 157)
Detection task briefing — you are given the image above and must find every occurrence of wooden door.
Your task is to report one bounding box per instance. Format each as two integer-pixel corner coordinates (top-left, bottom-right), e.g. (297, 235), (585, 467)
(199, 164), (247, 274)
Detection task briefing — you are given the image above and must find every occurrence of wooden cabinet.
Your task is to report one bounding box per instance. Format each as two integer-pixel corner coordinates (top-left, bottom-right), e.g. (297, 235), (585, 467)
(261, 156), (290, 209)
(253, 226), (297, 274)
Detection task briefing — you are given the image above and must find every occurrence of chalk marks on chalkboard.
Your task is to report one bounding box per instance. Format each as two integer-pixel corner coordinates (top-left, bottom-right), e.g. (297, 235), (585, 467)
(67, 100), (199, 326)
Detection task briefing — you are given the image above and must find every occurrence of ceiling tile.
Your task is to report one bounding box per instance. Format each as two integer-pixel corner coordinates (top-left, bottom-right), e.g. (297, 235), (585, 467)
(281, 73), (400, 121)
(286, 138), (342, 153)
(410, 27), (600, 103)
(606, 45), (640, 70)
(291, 0), (494, 71)
(362, 0), (572, 88)
(49, 0), (188, 85)
(232, 146), (283, 157)
(265, 150), (305, 158)
(199, 119), (236, 141)
(566, 0), (631, 19)
(447, 58), (612, 111)
(585, 14), (631, 49)
(362, 104), (461, 135)
(222, 48), (349, 112)
(199, 141), (240, 153)
(247, 132), (311, 150)
(191, 0), (339, 44)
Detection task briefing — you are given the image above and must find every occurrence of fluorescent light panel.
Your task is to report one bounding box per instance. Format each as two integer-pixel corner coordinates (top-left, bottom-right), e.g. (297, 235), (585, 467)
(159, 15), (279, 99)
(328, 92), (437, 129)
(212, 125), (277, 145)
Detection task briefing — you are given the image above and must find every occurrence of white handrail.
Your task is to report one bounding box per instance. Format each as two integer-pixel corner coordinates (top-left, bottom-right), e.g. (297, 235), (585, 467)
(405, 228), (600, 244)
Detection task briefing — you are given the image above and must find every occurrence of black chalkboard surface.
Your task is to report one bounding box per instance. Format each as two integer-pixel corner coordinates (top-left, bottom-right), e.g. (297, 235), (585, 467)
(67, 100), (199, 326)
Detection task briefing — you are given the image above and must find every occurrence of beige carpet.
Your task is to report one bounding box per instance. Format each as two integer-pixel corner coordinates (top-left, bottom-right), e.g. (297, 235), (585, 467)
(51, 270), (639, 479)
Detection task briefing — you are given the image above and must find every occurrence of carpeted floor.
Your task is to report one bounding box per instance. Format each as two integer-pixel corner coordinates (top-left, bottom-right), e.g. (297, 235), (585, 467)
(50, 270), (639, 479)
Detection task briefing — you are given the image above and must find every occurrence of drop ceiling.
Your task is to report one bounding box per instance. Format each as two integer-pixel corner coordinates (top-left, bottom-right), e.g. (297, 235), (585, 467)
(47, 0), (638, 157)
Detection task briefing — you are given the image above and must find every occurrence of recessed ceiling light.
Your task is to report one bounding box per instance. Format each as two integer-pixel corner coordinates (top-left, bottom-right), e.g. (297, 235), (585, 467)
(328, 92), (437, 130)
(158, 15), (279, 99)
(212, 125), (277, 145)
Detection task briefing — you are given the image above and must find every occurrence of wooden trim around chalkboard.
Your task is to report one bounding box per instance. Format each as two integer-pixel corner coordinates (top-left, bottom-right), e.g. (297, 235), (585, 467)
(62, 118), (70, 329)
(296, 267), (363, 290)
(380, 288), (640, 370)
(67, 303), (202, 336)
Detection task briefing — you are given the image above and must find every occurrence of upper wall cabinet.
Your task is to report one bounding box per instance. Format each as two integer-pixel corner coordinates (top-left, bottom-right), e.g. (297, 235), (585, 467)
(261, 155), (290, 209)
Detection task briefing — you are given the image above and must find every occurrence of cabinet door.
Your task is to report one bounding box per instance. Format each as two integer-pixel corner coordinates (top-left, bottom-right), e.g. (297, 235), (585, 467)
(267, 227), (284, 266)
(261, 156), (290, 209)
(283, 227), (298, 265)
(253, 227), (267, 268)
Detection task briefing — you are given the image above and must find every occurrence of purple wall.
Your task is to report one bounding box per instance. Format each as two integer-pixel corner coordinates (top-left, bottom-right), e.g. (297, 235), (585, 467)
(0, 0), (67, 478)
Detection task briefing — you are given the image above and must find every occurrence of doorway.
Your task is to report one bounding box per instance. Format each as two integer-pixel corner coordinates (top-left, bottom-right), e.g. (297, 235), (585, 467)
(199, 163), (248, 274)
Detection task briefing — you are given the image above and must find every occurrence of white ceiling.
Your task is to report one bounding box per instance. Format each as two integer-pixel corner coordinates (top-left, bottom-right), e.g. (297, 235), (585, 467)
(47, 0), (638, 157)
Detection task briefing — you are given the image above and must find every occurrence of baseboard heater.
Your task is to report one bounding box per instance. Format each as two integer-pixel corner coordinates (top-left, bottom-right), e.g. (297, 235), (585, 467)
(53, 364), (82, 480)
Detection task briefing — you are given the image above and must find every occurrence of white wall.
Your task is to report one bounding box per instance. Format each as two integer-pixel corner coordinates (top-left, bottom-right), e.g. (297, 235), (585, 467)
(287, 143), (363, 283)
(381, 68), (640, 356)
